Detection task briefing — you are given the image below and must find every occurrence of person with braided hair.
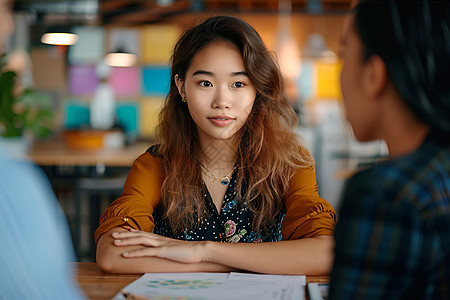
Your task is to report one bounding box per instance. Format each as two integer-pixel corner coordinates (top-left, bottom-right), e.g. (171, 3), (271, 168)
(329, 0), (450, 299)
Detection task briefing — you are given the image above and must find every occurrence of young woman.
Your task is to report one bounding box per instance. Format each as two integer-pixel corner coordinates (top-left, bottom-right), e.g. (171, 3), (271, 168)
(95, 15), (336, 275)
(329, 1), (450, 299)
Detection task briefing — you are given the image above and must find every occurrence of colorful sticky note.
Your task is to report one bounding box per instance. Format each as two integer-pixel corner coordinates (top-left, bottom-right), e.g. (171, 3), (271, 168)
(116, 102), (139, 136)
(140, 97), (165, 137)
(110, 67), (140, 96)
(316, 61), (342, 99)
(141, 25), (181, 64)
(64, 100), (90, 128)
(141, 66), (171, 96)
(68, 26), (105, 64)
(68, 65), (99, 95)
(298, 60), (315, 100)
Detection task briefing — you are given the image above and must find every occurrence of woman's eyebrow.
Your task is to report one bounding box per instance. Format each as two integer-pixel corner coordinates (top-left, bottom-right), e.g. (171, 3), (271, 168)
(192, 70), (213, 76)
(231, 71), (248, 77)
(192, 70), (248, 77)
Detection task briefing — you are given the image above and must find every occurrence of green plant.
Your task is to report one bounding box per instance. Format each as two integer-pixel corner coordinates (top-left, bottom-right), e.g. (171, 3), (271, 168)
(0, 56), (53, 138)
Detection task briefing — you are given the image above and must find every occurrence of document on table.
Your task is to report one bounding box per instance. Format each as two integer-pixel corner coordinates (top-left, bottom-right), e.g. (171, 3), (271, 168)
(113, 272), (306, 300)
(307, 283), (329, 300)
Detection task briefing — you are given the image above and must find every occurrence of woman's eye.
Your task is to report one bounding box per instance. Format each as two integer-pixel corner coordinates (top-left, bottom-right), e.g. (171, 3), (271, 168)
(232, 82), (245, 88)
(200, 81), (212, 87)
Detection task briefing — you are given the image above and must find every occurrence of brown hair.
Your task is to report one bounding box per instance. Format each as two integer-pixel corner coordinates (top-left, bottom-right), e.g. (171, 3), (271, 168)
(156, 15), (314, 232)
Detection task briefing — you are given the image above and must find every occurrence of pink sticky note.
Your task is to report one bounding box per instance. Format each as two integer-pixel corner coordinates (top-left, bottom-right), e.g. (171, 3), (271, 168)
(110, 67), (140, 96)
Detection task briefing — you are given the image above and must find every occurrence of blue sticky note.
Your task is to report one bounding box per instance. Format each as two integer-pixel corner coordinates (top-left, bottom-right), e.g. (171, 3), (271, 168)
(141, 65), (171, 96)
(298, 60), (314, 100)
(116, 102), (139, 135)
(64, 100), (90, 128)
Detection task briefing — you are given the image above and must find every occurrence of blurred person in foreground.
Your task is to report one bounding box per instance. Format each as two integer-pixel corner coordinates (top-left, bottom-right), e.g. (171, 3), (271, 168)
(328, 0), (450, 299)
(0, 0), (84, 298)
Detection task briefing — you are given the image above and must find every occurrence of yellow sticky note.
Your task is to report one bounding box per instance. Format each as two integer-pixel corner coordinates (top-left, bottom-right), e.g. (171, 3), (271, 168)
(141, 25), (181, 64)
(140, 97), (165, 137)
(316, 61), (342, 99)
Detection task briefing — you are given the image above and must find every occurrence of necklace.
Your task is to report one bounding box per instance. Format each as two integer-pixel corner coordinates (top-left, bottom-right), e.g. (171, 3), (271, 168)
(201, 165), (236, 185)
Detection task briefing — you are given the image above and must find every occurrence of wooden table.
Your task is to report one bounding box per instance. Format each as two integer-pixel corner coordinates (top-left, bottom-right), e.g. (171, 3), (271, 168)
(72, 262), (329, 300)
(71, 262), (138, 299)
(29, 138), (151, 261)
(29, 137), (150, 167)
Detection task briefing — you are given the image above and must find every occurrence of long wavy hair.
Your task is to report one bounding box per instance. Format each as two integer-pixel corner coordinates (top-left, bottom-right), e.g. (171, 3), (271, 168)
(155, 15), (314, 233)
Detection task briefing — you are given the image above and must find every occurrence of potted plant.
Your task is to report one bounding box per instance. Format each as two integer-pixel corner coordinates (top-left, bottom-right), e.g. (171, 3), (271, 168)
(0, 54), (54, 155)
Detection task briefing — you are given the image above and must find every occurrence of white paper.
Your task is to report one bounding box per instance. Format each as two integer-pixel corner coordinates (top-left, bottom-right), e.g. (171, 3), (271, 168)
(113, 272), (306, 300)
(307, 283), (329, 300)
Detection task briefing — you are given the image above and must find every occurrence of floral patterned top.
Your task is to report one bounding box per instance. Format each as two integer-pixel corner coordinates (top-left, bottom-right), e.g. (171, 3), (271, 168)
(152, 174), (284, 243)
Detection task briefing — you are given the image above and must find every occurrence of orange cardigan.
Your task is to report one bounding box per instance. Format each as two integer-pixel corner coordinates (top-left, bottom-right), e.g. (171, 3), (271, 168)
(94, 152), (336, 243)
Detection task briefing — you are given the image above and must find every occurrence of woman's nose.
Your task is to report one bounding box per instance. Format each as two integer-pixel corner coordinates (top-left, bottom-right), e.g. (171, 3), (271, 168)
(211, 88), (231, 109)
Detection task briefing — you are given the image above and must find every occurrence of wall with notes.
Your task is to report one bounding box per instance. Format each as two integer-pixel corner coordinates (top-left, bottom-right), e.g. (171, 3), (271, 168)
(29, 13), (346, 139)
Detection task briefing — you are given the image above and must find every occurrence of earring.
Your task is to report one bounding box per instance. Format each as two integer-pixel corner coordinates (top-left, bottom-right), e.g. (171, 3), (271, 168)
(182, 97), (187, 102)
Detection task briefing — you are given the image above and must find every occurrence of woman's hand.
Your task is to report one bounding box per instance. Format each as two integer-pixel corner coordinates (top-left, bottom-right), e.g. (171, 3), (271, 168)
(111, 229), (207, 264)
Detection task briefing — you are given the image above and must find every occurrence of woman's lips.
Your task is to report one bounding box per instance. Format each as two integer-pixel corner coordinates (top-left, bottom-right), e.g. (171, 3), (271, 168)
(208, 116), (234, 127)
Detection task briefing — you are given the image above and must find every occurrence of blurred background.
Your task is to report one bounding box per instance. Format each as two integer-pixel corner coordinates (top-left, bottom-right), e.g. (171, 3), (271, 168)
(1, 0), (387, 261)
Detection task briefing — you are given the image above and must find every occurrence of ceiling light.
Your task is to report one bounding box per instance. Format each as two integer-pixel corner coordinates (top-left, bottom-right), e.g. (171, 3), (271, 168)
(104, 51), (137, 68)
(41, 32), (79, 46)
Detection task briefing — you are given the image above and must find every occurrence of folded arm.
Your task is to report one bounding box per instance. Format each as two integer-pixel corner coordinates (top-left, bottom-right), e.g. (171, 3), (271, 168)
(96, 153), (335, 275)
(98, 227), (334, 275)
(96, 227), (235, 274)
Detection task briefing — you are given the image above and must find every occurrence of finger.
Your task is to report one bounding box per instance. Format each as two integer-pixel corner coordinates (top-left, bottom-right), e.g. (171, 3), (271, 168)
(122, 247), (159, 258)
(122, 225), (139, 232)
(112, 231), (145, 239)
(123, 246), (202, 264)
(112, 232), (167, 248)
(113, 235), (165, 247)
(112, 231), (174, 242)
(121, 246), (180, 261)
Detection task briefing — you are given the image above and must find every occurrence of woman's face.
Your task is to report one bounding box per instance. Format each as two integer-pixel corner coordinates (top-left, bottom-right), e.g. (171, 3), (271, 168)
(176, 41), (257, 146)
(0, 0), (14, 52)
(340, 15), (380, 142)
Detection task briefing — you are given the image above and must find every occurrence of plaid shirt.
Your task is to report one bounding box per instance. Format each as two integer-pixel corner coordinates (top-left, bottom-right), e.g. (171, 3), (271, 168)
(329, 134), (450, 300)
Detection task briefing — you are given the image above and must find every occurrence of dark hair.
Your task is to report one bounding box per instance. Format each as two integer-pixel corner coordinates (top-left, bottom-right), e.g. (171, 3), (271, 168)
(156, 15), (313, 232)
(354, 0), (450, 135)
